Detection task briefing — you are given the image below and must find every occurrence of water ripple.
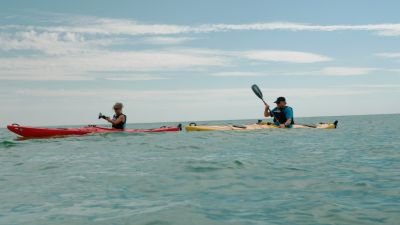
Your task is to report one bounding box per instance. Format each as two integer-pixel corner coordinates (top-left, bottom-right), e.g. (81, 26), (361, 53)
(0, 115), (399, 225)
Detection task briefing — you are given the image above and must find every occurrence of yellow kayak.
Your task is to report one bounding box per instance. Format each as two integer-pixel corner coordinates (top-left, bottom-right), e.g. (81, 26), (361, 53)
(185, 121), (338, 132)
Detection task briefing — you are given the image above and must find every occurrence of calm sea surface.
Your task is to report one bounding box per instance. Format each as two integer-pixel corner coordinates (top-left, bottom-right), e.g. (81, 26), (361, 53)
(1, 114), (399, 225)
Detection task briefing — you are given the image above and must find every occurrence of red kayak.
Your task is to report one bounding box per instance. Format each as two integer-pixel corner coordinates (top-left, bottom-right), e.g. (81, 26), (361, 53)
(7, 124), (182, 138)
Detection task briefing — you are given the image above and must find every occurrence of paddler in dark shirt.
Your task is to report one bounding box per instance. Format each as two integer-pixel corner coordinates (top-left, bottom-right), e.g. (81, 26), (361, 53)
(100, 102), (127, 129)
(264, 97), (294, 128)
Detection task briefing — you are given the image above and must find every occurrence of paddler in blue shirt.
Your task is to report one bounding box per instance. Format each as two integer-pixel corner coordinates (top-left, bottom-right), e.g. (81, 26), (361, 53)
(99, 102), (127, 129)
(264, 97), (294, 128)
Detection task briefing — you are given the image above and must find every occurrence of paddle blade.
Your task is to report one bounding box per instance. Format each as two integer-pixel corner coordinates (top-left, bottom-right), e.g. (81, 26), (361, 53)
(251, 84), (263, 100)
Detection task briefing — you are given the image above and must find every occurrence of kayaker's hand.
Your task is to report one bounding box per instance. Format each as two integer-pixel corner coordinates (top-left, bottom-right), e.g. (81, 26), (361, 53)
(279, 124), (286, 128)
(264, 105), (271, 118)
(100, 115), (109, 120)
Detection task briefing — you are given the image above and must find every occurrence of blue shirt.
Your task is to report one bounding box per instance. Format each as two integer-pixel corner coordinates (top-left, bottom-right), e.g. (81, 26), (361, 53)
(270, 106), (294, 127)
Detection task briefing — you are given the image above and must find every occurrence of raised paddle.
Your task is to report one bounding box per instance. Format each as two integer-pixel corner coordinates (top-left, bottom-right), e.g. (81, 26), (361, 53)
(251, 84), (280, 123)
(251, 84), (268, 106)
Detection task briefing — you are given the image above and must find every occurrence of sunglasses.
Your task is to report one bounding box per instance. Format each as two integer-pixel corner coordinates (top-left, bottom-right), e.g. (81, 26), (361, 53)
(114, 107), (121, 110)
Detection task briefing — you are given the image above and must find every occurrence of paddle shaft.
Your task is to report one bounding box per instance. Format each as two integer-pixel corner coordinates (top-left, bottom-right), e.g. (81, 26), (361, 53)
(261, 99), (268, 106)
(299, 124), (317, 128)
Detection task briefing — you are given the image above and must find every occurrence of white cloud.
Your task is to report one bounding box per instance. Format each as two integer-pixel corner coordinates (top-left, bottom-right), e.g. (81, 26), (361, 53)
(335, 84), (400, 89)
(242, 50), (332, 63)
(104, 75), (168, 81)
(376, 52), (400, 58)
(142, 36), (195, 45)
(11, 87), (375, 100)
(11, 88), (251, 101)
(212, 66), (400, 78)
(4, 13), (400, 82)
(0, 47), (336, 80)
(0, 49), (229, 80)
(0, 74), (93, 81)
(3, 14), (400, 36)
(206, 23), (400, 36)
(320, 67), (377, 76)
(5, 15), (400, 36)
(32, 16), (192, 36)
(211, 72), (266, 77)
(0, 30), (122, 55)
(375, 30), (400, 37)
(2, 14), (400, 38)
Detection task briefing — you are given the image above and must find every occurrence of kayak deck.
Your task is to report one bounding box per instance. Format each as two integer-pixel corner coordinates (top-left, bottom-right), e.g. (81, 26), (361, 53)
(185, 121), (338, 132)
(7, 124), (182, 138)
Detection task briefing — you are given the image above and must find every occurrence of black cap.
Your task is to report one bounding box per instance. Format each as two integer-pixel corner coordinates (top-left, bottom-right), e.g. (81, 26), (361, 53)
(274, 96), (286, 103)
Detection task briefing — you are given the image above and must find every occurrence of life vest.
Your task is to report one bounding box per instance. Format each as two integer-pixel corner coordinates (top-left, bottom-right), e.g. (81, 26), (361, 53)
(272, 107), (294, 124)
(112, 114), (126, 129)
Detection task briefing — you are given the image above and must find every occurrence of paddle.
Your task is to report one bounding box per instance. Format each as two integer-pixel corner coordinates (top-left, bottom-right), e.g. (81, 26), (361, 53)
(251, 84), (280, 123)
(251, 84), (268, 106)
(300, 124), (317, 128)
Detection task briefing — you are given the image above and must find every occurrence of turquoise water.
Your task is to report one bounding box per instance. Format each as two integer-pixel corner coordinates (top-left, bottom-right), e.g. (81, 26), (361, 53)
(1, 114), (399, 225)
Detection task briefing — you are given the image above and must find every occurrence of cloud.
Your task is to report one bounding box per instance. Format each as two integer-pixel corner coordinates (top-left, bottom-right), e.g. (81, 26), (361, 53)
(211, 72), (266, 77)
(317, 67), (400, 76)
(11, 88), (251, 101)
(0, 30), (122, 55)
(0, 48), (335, 81)
(320, 67), (377, 76)
(336, 84), (400, 88)
(375, 30), (400, 37)
(142, 36), (195, 45)
(205, 23), (400, 36)
(376, 52), (400, 58)
(3, 13), (399, 82)
(2, 14), (400, 37)
(212, 66), (400, 78)
(9, 15), (400, 36)
(104, 75), (169, 81)
(0, 49), (229, 80)
(0, 47), (335, 80)
(11, 87), (377, 100)
(22, 15), (192, 36)
(242, 50), (332, 63)
(0, 74), (93, 81)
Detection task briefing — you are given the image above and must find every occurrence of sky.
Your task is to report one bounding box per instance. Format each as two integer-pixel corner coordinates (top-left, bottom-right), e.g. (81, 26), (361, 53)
(0, 0), (400, 126)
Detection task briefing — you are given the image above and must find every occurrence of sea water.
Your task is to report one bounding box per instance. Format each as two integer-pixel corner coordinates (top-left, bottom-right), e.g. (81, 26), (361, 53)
(0, 114), (399, 225)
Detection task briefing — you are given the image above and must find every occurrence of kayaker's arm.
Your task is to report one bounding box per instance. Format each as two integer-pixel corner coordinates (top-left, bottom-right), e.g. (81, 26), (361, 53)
(105, 115), (125, 126)
(264, 105), (273, 118)
(284, 119), (292, 126)
(277, 119), (292, 128)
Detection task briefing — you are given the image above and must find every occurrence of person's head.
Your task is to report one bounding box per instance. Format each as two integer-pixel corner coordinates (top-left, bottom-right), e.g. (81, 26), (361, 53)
(113, 102), (123, 114)
(274, 97), (287, 108)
